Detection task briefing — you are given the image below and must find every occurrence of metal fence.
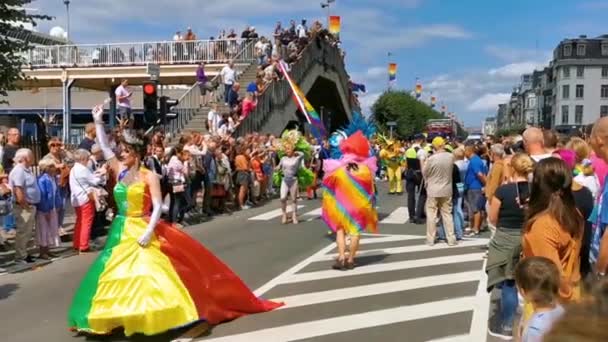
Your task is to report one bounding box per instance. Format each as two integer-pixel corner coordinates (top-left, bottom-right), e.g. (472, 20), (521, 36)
(25, 38), (257, 68)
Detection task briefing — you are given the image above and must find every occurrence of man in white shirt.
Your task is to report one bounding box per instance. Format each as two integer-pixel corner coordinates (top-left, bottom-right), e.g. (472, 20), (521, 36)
(173, 31), (182, 41)
(114, 79), (132, 125)
(69, 149), (104, 252)
(220, 61), (237, 105)
(296, 19), (307, 39)
(523, 127), (552, 162)
(207, 103), (221, 135)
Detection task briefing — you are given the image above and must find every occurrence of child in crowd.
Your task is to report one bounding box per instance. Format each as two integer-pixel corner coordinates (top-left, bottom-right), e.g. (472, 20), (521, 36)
(574, 158), (600, 199)
(515, 256), (565, 342)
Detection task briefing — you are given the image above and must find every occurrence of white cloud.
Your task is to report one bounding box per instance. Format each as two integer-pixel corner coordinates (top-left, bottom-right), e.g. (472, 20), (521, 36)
(358, 92), (382, 116)
(484, 45), (551, 63)
(488, 61), (546, 78)
(468, 93), (511, 111)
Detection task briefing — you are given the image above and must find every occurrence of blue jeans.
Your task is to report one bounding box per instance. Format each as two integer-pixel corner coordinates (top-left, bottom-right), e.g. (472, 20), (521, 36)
(499, 280), (518, 329)
(3, 213), (15, 231)
(223, 84), (232, 103)
(437, 193), (464, 240)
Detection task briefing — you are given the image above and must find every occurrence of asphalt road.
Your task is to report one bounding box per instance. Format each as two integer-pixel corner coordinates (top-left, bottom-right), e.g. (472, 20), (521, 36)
(0, 185), (494, 342)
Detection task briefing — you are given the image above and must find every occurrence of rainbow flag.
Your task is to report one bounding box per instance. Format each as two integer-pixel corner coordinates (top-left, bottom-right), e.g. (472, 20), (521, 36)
(388, 63), (397, 81)
(277, 61), (326, 137)
(431, 96), (436, 107)
(329, 16), (341, 35)
(415, 82), (422, 98)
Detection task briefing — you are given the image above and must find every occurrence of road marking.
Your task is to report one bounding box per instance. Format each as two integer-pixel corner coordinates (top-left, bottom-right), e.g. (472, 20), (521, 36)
(428, 334), (471, 342)
(248, 205), (305, 221)
(379, 206), (409, 224)
(316, 238), (490, 261)
(199, 297), (476, 342)
(283, 253), (484, 284)
(303, 208), (322, 221)
(272, 270), (480, 309)
(469, 258), (490, 342)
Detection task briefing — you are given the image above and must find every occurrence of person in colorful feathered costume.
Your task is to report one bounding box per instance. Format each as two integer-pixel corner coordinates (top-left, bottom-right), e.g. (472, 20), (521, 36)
(322, 124), (378, 270)
(378, 135), (404, 195)
(273, 130), (315, 224)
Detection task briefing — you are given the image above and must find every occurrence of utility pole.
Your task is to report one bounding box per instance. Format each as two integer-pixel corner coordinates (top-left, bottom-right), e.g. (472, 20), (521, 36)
(63, 0), (71, 41)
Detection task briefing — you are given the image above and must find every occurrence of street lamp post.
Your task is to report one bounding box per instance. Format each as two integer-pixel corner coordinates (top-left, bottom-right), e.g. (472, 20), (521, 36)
(320, 0), (335, 27)
(63, 0), (70, 41)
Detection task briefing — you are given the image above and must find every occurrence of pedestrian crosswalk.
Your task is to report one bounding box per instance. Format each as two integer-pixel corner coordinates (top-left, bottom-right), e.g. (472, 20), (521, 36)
(248, 205), (411, 225)
(193, 233), (490, 342)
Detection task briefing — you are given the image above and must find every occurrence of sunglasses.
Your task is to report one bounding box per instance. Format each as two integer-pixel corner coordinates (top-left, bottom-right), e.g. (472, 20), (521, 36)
(50, 143), (62, 147)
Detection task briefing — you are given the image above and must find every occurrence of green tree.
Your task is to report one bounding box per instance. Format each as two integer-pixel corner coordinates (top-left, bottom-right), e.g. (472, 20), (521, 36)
(0, 1), (51, 103)
(371, 90), (442, 138)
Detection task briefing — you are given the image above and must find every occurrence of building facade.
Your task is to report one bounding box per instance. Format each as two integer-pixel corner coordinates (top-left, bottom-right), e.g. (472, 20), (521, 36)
(482, 117), (497, 136)
(553, 34), (608, 132)
(488, 34), (608, 132)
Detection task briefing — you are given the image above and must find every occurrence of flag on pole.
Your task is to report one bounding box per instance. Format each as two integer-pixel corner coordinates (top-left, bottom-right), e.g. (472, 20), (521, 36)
(277, 60), (326, 138)
(329, 16), (341, 35)
(388, 63), (397, 82)
(441, 105), (447, 115)
(430, 96), (436, 108)
(415, 79), (422, 99)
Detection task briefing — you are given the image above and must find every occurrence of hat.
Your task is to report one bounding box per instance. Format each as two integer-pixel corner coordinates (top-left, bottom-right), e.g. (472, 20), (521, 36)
(432, 136), (446, 149)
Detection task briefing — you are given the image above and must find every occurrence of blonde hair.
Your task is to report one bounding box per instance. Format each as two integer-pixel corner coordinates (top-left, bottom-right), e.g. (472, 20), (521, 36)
(38, 158), (56, 172)
(510, 153), (534, 177)
(453, 147), (465, 160)
(566, 137), (590, 164)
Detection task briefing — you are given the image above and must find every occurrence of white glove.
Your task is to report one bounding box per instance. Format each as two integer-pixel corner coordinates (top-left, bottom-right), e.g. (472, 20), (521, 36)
(92, 104), (104, 123)
(137, 229), (154, 247)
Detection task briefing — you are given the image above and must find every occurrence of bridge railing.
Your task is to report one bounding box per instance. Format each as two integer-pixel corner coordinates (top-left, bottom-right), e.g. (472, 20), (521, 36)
(25, 38), (257, 68)
(236, 36), (350, 136)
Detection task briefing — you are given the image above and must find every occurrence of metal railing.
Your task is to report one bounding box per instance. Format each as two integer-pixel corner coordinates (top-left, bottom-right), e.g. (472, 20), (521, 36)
(236, 37), (351, 135)
(165, 40), (256, 138)
(25, 38), (257, 68)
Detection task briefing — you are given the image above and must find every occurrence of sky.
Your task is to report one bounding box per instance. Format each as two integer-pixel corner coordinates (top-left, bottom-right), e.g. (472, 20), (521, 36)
(29, 0), (608, 127)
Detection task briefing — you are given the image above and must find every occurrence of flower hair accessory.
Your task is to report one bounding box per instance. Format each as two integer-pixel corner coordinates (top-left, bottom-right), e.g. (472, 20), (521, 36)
(123, 130), (144, 146)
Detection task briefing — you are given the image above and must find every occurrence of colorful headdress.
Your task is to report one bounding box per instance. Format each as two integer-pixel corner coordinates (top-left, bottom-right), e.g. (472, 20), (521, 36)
(329, 112), (376, 159)
(340, 131), (371, 158)
(277, 129), (312, 160)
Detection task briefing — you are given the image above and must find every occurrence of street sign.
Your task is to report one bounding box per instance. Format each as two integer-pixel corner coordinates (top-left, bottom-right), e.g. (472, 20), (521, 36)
(387, 121), (397, 126)
(147, 63), (160, 81)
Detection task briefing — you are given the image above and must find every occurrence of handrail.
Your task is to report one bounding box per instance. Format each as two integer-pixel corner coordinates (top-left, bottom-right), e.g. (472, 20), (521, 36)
(235, 36), (350, 136)
(166, 40), (257, 138)
(25, 38), (257, 68)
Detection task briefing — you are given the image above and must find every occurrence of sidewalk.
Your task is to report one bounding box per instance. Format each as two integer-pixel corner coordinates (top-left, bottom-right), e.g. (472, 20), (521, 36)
(0, 208), (84, 274)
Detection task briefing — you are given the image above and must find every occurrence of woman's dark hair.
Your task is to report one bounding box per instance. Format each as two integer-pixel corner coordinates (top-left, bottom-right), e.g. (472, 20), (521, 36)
(120, 130), (148, 159)
(514, 256), (560, 306)
(525, 157), (583, 237)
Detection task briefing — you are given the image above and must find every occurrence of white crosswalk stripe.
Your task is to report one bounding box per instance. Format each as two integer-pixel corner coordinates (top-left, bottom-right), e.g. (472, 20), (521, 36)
(249, 206), (411, 225)
(194, 234), (490, 342)
(379, 206), (409, 224)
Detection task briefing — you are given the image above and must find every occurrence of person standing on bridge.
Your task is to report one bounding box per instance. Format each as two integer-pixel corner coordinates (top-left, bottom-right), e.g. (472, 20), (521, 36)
(221, 61), (237, 106)
(114, 79), (132, 126)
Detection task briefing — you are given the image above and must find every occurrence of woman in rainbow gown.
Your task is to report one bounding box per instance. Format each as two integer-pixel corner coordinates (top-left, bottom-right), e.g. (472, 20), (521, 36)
(67, 104), (282, 336)
(322, 131), (378, 270)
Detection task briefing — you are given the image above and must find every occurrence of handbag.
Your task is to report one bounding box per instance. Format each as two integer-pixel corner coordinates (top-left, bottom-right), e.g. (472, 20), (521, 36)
(211, 184), (226, 198)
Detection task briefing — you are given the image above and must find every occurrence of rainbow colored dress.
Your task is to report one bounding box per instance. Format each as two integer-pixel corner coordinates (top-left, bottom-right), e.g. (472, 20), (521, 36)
(68, 170), (282, 336)
(321, 131), (378, 236)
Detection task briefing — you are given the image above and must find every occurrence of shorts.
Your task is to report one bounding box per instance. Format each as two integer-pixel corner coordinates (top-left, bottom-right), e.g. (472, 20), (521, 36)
(466, 189), (485, 213)
(236, 171), (251, 187)
(118, 106), (132, 120)
(198, 81), (213, 96)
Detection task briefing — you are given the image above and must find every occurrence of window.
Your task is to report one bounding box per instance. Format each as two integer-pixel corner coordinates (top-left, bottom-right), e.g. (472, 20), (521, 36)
(603, 66), (608, 78)
(562, 105), (569, 124)
(576, 84), (584, 99)
(564, 44), (572, 57)
(577, 44), (586, 56)
(602, 85), (608, 98)
(577, 66), (584, 78)
(562, 85), (570, 99)
(575, 105), (584, 124)
(602, 44), (608, 56)
(602, 105), (608, 117)
(563, 66), (570, 78)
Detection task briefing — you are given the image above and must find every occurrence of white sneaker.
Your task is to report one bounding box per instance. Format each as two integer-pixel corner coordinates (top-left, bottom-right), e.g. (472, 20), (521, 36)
(242, 205), (251, 210)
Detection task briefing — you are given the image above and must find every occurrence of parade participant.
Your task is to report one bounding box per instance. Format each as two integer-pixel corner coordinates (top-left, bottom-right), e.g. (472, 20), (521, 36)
(68, 104), (282, 336)
(322, 131), (378, 270)
(272, 130), (314, 224)
(378, 136), (404, 194)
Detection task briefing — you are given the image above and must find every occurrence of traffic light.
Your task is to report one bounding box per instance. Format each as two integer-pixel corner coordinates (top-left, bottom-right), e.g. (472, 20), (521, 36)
(143, 81), (158, 125)
(159, 96), (179, 124)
